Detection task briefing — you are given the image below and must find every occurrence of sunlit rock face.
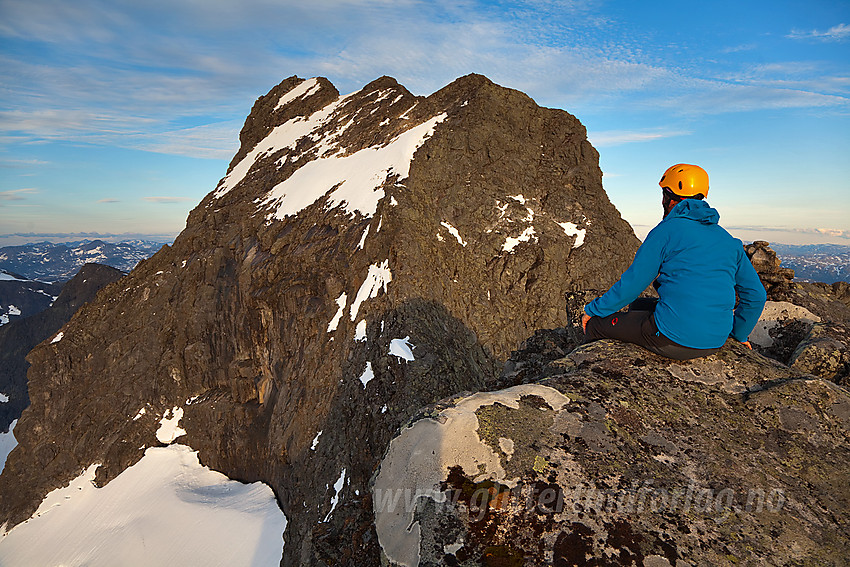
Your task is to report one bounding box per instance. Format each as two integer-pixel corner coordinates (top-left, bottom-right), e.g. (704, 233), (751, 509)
(0, 74), (638, 564)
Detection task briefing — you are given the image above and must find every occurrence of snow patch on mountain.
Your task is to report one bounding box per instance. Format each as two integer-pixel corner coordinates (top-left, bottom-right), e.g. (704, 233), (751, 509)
(262, 113), (447, 220)
(275, 77), (321, 110)
(354, 319), (368, 342)
(156, 407), (186, 444)
(556, 221), (587, 248)
(0, 445), (287, 566)
(310, 431), (322, 451)
(502, 226), (537, 253)
(0, 272), (25, 282)
(215, 88), (354, 199)
(358, 362), (375, 388)
(350, 260), (392, 321)
(440, 222), (467, 247)
(389, 337), (415, 362)
(0, 419), (17, 474)
(327, 293), (347, 332)
(323, 468), (346, 522)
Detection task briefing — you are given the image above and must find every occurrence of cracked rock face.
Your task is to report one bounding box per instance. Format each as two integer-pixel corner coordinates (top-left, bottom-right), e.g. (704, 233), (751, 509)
(0, 74), (638, 565)
(374, 338), (850, 566)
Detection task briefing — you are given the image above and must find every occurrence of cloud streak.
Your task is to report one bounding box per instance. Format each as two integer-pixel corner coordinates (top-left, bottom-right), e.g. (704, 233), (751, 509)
(589, 129), (691, 147)
(787, 23), (850, 42)
(727, 226), (850, 240)
(0, 188), (38, 201)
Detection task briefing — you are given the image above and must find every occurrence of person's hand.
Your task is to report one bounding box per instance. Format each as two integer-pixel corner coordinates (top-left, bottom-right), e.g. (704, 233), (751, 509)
(741, 340), (752, 350)
(582, 313), (591, 332)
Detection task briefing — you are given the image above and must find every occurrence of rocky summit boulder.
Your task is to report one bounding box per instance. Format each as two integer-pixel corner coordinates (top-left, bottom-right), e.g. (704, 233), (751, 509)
(0, 74), (638, 564)
(747, 242), (850, 386)
(374, 337), (850, 566)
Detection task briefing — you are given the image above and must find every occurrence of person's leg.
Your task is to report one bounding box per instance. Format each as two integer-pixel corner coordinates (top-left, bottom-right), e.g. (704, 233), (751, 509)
(585, 310), (719, 360)
(585, 310), (652, 344)
(627, 297), (658, 312)
(639, 314), (720, 361)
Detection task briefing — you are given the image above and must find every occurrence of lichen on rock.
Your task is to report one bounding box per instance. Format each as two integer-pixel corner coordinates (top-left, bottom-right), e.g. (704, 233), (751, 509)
(374, 338), (850, 566)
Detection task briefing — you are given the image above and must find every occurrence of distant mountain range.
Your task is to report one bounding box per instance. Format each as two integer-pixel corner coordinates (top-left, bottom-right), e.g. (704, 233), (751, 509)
(0, 239), (166, 283)
(770, 243), (850, 284)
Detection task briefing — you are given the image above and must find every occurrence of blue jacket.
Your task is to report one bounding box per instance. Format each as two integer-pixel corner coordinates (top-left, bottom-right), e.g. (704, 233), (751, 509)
(585, 199), (767, 349)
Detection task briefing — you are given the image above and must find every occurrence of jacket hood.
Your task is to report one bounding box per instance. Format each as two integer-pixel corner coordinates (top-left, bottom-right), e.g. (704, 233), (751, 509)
(667, 198), (720, 225)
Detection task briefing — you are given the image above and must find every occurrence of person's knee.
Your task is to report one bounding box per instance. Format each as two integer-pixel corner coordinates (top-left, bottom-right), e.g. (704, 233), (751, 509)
(584, 316), (602, 341)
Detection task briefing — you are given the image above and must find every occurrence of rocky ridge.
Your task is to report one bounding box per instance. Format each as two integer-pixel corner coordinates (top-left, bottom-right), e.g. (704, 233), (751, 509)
(0, 74), (639, 564)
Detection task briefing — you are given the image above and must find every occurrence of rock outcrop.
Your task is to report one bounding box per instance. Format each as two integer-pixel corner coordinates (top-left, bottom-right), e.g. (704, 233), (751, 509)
(744, 241), (795, 298)
(0, 264), (125, 434)
(746, 242), (850, 387)
(789, 321), (850, 386)
(374, 337), (850, 566)
(0, 75), (639, 564)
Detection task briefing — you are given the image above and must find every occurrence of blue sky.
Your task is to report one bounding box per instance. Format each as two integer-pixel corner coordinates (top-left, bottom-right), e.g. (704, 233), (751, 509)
(1, 0), (848, 245)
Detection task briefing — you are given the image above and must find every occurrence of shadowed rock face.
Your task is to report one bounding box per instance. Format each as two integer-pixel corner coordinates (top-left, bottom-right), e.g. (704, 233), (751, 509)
(375, 337), (850, 566)
(0, 263), (125, 433)
(0, 75), (638, 564)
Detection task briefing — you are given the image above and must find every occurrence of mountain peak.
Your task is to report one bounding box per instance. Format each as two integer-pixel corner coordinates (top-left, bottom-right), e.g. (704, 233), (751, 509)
(1, 74), (642, 563)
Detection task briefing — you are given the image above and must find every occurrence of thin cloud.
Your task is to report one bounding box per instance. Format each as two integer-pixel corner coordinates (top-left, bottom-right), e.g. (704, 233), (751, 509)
(142, 196), (193, 203)
(130, 122), (240, 160)
(721, 43), (757, 54)
(787, 23), (850, 42)
(0, 158), (50, 169)
(0, 0), (847, 160)
(654, 76), (849, 115)
(0, 188), (38, 200)
(97, 198), (120, 203)
(589, 129), (691, 147)
(727, 226), (850, 240)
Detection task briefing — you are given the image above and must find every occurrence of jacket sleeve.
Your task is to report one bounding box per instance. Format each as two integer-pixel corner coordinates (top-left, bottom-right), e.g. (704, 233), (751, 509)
(585, 226), (665, 317)
(730, 249), (767, 342)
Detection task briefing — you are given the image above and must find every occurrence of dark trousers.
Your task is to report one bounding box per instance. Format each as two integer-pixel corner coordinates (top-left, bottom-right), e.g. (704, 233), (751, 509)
(584, 298), (721, 361)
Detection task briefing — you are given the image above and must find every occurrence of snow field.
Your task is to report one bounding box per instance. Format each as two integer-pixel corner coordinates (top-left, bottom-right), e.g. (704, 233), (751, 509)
(0, 444), (287, 567)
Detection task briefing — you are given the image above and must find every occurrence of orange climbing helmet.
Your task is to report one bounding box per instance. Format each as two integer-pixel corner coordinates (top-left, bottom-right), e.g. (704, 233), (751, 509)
(659, 164), (709, 198)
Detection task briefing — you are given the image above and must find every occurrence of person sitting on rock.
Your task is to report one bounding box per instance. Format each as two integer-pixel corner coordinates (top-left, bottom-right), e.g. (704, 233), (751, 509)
(581, 163), (767, 360)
